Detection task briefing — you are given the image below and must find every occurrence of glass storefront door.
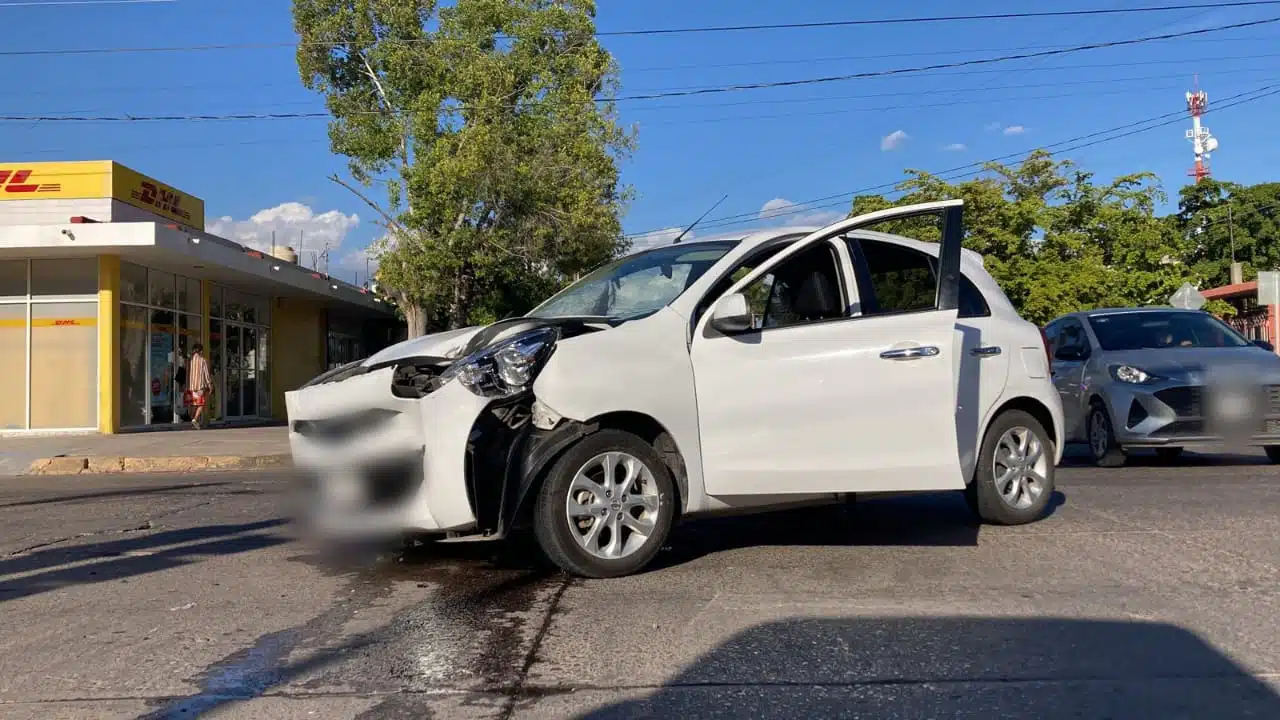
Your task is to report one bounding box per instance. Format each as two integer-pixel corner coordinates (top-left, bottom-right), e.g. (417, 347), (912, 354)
(225, 324), (242, 419)
(219, 321), (269, 420)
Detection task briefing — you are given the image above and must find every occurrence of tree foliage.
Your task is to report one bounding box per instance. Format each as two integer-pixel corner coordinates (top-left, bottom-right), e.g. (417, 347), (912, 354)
(845, 151), (1279, 325)
(293, 0), (632, 335)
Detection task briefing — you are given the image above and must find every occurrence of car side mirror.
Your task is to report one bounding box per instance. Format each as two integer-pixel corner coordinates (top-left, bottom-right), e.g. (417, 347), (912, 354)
(710, 292), (753, 334)
(1054, 345), (1087, 362)
(1253, 339), (1274, 352)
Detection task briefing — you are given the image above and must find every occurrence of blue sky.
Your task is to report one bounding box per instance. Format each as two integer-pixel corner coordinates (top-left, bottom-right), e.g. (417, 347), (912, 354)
(4, 0), (1280, 277)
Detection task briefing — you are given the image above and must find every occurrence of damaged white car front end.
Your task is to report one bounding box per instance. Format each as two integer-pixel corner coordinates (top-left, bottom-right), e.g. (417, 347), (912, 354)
(285, 319), (572, 541)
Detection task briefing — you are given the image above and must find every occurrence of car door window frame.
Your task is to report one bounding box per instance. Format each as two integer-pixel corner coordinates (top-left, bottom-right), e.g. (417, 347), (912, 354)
(693, 238), (854, 335)
(847, 237), (990, 319)
(1054, 318), (1092, 360)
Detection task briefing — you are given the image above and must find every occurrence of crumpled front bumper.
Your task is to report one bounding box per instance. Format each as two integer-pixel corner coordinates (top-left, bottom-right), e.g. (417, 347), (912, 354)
(284, 367), (491, 535)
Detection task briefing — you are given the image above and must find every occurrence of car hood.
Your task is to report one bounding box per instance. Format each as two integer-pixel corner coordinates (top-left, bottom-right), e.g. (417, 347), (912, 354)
(361, 325), (485, 366)
(359, 315), (614, 367)
(1104, 347), (1280, 383)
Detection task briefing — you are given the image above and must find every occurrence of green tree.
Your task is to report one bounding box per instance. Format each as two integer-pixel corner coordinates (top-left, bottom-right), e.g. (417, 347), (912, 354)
(294, 0), (633, 335)
(845, 151), (1192, 324)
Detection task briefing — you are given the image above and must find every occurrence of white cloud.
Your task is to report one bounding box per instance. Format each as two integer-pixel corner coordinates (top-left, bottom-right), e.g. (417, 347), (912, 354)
(943, 143), (968, 152)
(758, 197), (843, 227)
(984, 121), (1003, 132)
(880, 129), (909, 151)
(1003, 125), (1027, 136)
(627, 227), (689, 252)
(207, 202), (361, 272)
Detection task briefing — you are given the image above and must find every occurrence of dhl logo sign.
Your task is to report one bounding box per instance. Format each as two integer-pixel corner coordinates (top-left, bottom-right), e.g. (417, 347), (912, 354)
(0, 160), (205, 230)
(0, 317), (97, 328)
(130, 179), (191, 223)
(0, 169), (62, 194)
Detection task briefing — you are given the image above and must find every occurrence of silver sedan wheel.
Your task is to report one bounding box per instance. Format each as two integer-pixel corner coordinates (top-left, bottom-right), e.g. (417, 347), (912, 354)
(992, 426), (1048, 510)
(1089, 408), (1110, 458)
(564, 451), (662, 561)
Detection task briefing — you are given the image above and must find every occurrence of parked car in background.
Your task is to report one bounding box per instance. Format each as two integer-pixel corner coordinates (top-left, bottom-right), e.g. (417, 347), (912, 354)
(287, 200), (1065, 578)
(1044, 306), (1280, 467)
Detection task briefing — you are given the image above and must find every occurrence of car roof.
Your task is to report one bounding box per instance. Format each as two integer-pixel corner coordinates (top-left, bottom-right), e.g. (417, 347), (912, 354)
(624, 225), (986, 269)
(1069, 306), (1202, 319)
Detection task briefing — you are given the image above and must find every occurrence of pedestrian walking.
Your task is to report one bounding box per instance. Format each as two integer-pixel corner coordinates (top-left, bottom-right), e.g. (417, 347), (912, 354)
(188, 343), (214, 429)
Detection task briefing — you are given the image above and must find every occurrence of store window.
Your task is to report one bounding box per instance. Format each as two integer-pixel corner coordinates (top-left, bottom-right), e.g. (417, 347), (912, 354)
(31, 258), (97, 297)
(30, 302), (97, 429)
(209, 283), (271, 422)
(0, 259), (99, 431)
(0, 303), (26, 429)
(120, 265), (209, 427)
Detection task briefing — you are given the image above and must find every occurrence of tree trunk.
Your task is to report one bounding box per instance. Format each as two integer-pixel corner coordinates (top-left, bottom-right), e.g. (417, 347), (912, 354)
(446, 265), (474, 330)
(404, 302), (428, 339)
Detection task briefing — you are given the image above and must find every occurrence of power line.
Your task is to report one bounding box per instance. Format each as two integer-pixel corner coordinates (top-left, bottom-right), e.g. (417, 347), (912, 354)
(595, 2), (1280, 37)
(2, 2), (1278, 56)
(0, 0), (172, 6)
(625, 84), (1280, 236)
(615, 17), (1280, 101)
(5, 17), (1277, 123)
(625, 35), (1279, 74)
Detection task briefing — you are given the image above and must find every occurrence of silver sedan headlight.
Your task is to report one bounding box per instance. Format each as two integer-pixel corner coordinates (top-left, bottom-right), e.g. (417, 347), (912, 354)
(1109, 364), (1155, 384)
(439, 327), (558, 399)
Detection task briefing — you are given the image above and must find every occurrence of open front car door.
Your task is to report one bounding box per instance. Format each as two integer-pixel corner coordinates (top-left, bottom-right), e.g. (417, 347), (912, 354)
(691, 200), (967, 496)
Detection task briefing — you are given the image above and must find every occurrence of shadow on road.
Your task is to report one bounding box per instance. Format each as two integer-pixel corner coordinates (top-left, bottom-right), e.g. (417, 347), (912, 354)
(1060, 444), (1275, 468)
(647, 490), (1065, 572)
(0, 519), (289, 603)
(580, 616), (1280, 718)
(0, 482), (248, 509)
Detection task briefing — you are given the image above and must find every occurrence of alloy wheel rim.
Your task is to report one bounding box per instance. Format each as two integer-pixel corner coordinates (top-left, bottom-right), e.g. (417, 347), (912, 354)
(1090, 409), (1109, 458)
(992, 426), (1049, 510)
(564, 451), (662, 561)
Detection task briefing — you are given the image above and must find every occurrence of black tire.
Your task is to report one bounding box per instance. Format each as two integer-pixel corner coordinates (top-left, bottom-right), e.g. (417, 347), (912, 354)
(1087, 400), (1127, 468)
(532, 429), (676, 579)
(1265, 446), (1280, 464)
(1155, 447), (1185, 462)
(967, 409), (1056, 526)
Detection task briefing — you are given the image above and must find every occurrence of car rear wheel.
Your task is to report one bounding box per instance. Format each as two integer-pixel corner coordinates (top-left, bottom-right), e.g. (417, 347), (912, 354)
(1087, 401), (1126, 468)
(966, 410), (1056, 525)
(533, 429), (675, 579)
(1265, 446), (1280, 463)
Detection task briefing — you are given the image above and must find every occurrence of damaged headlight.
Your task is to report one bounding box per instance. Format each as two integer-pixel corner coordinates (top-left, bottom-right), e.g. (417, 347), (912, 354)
(439, 327), (557, 399)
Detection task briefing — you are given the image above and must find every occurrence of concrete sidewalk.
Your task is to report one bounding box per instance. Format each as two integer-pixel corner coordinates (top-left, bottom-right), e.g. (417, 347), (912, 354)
(0, 425), (291, 476)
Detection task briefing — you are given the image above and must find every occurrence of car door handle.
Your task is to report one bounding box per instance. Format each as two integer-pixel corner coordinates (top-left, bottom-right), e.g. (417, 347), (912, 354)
(880, 345), (940, 360)
(970, 345), (1002, 357)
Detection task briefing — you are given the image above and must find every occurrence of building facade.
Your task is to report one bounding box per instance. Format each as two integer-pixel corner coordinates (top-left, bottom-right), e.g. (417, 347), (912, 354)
(0, 160), (400, 434)
(1201, 280), (1277, 346)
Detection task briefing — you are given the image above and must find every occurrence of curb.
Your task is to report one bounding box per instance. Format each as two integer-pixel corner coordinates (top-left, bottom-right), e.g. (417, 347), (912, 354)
(25, 454), (293, 476)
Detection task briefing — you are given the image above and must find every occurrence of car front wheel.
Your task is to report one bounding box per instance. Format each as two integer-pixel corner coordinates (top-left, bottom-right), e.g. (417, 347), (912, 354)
(1265, 446), (1280, 464)
(1087, 401), (1126, 468)
(967, 410), (1056, 525)
(533, 429), (676, 579)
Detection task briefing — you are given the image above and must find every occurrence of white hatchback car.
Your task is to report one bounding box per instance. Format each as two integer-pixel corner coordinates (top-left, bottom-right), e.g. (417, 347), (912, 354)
(286, 200), (1064, 578)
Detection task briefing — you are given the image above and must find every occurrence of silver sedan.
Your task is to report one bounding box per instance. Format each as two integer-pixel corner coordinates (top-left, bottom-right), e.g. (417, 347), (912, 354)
(1044, 307), (1280, 467)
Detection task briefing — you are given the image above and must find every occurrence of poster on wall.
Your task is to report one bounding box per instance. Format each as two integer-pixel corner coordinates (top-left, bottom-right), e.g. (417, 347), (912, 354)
(149, 332), (172, 405)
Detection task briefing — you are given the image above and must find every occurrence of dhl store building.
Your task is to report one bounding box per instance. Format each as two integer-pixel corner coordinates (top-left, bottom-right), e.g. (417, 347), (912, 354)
(0, 161), (397, 434)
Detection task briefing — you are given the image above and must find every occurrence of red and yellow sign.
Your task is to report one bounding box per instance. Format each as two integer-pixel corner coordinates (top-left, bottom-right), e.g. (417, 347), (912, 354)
(0, 160), (205, 229)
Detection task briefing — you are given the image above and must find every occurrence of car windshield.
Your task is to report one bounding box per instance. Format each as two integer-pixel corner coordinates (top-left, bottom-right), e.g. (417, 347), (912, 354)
(527, 241), (738, 321)
(1087, 311), (1250, 351)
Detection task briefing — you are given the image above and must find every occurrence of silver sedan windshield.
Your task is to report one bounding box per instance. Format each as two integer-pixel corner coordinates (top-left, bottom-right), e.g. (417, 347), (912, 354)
(1087, 311), (1250, 351)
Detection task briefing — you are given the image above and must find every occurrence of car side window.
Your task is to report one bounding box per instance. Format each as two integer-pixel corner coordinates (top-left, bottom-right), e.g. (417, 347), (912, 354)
(856, 239), (935, 315)
(851, 238), (988, 318)
(738, 242), (846, 330)
(1055, 319), (1091, 358)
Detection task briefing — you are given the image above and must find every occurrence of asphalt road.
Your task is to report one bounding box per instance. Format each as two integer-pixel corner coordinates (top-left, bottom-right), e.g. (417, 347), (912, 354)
(1, 449), (1278, 719)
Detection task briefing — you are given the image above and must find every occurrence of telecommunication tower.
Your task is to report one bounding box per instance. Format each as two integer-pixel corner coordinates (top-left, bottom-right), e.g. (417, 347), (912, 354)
(1185, 83), (1219, 183)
